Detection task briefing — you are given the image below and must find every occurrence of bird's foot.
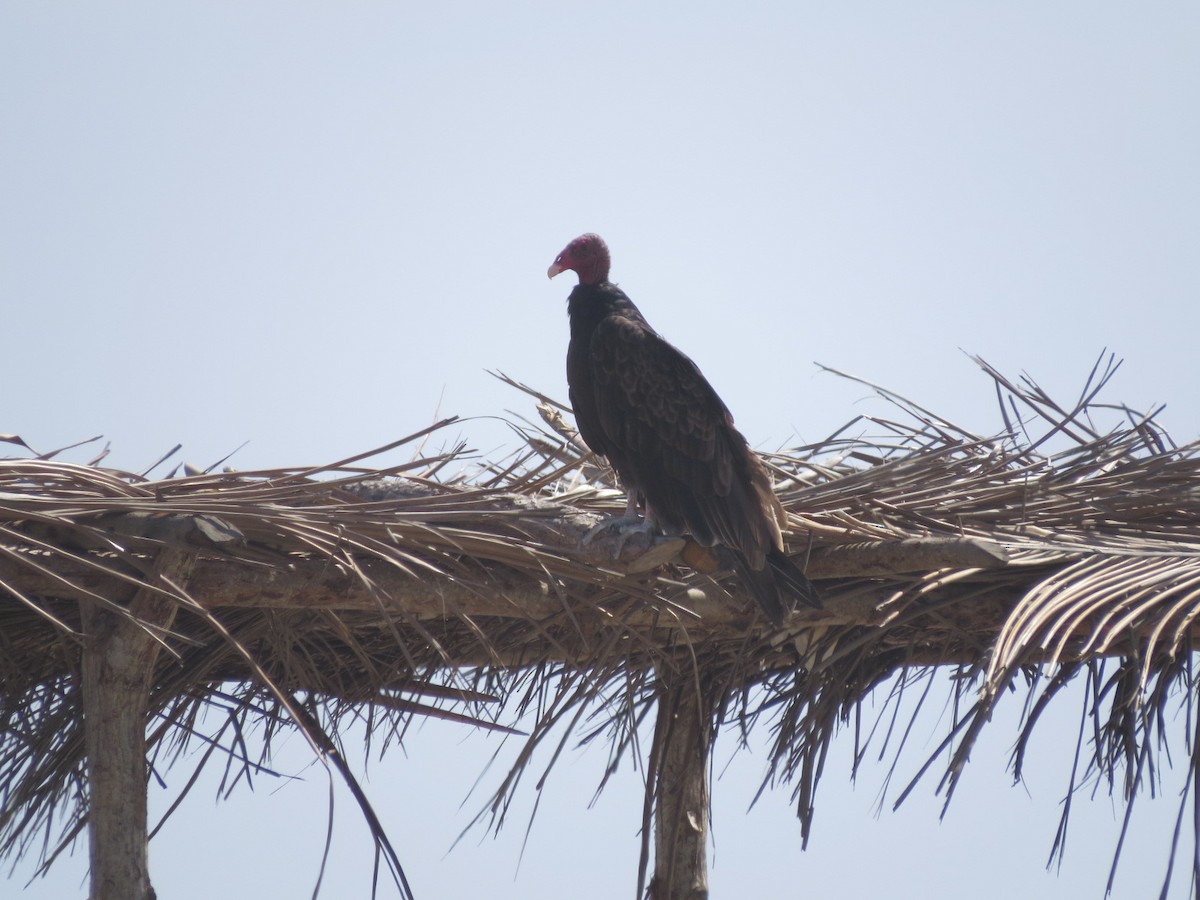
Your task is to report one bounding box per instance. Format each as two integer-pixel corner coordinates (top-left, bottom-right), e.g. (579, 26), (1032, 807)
(582, 515), (656, 556)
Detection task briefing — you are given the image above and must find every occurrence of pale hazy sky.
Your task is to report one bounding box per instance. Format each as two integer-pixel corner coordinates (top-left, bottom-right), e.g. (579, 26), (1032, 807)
(4, 3), (1199, 898)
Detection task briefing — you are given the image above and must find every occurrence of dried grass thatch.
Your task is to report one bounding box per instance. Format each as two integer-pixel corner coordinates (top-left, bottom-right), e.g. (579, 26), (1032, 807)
(2, 354), (1198, 897)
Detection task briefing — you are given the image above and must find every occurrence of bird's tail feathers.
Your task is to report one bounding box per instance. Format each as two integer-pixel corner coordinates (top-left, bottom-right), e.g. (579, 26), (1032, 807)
(730, 548), (821, 626)
(766, 547), (822, 611)
(731, 557), (784, 626)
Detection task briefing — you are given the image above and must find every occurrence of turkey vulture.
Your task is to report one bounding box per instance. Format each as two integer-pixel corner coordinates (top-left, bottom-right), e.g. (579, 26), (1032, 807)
(548, 233), (820, 624)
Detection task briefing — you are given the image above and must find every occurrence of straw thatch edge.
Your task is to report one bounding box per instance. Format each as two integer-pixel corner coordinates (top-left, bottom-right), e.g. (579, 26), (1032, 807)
(1, 353), (1198, 896)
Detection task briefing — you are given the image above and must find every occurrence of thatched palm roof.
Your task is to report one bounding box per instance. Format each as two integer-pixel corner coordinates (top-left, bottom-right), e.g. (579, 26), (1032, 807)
(2, 355), (1198, 896)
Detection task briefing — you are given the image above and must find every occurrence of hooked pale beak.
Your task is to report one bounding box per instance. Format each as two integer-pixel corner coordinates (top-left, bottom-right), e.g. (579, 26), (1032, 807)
(547, 260), (566, 279)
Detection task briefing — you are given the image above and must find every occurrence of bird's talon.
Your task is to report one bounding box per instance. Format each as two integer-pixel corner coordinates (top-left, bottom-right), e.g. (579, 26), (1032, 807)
(582, 516), (654, 557)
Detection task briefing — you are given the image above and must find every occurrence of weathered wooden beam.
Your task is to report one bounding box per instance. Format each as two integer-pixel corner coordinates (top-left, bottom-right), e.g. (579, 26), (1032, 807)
(80, 548), (192, 900)
(805, 536), (1010, 578)
(648, 664), (714, 900)
(0, 534), (1011, 625)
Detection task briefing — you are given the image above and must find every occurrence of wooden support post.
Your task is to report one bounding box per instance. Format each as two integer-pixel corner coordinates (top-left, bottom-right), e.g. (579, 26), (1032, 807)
(80, 549), (191, 900)
(649, 665), (714, 900)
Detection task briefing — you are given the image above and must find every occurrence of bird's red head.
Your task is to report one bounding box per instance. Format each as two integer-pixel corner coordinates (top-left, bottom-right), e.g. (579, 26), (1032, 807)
(547, 233), (611, 285)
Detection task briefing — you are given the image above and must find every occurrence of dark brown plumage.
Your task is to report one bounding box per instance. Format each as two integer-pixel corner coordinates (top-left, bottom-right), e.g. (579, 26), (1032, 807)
(548, 233), (820, 624)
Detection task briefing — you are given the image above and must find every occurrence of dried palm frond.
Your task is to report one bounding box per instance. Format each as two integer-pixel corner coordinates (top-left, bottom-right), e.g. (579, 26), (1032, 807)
(1, 354), (1198, 895)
